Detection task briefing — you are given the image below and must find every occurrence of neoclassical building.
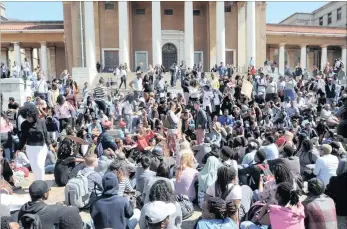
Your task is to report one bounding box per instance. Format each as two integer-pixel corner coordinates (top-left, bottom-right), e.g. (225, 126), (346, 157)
(0, 1), (346, 84)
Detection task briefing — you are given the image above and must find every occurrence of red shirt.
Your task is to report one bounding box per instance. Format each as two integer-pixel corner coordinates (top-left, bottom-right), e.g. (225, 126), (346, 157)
(137, 131), (155, 152)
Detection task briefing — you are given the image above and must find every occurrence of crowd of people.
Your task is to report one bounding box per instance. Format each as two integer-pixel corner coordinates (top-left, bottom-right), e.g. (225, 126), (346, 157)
(0, 57), (347, 229)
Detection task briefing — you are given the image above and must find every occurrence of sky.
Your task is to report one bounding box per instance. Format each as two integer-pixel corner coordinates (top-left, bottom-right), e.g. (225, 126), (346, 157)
(3, 1), (329, 23)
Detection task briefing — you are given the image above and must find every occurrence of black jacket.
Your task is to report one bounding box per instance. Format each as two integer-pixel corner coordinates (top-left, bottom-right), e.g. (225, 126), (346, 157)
(18, 201), (82, 229)
(326, 172), (347, 216)
(18, 119), (51, 150)
(325, 84), (336, 99)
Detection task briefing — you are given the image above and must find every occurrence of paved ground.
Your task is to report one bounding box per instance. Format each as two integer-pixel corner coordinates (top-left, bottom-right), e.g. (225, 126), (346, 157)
(14, 173), (202, 229)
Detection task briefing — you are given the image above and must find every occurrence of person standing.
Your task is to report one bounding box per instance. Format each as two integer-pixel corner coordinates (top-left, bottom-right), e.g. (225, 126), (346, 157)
(94, 78), (108, 113)
(16, 104), (54, 181)
(170, 62), (178, 87)
(166, 101), (179, 156)
(11, 61), (21, 78)
(22, 57), (31, 78)
(31, 71), (48, 101)
(194, 101), (207, 145)
(130, 71), (143, 99)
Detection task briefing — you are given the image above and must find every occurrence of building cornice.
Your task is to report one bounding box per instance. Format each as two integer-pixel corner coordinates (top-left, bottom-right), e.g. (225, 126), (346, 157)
(1, 29), (64, 34)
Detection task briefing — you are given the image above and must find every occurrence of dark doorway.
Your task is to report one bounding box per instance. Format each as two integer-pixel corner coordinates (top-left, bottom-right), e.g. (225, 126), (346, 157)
(162, 43), (177, 70)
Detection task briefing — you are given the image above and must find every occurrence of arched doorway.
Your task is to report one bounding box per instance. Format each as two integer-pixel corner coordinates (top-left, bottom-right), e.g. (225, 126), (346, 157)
(162, 43), (177, 70)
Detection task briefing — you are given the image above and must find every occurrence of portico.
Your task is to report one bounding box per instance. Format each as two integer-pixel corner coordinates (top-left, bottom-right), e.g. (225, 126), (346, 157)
(266, 24), (346, 74)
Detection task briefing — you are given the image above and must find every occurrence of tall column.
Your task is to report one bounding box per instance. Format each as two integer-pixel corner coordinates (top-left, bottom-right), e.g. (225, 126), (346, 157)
(152, 1), (162, 65)
(237, 2), (246, 72)
(184, 1), (194, 68)
(300, 44), (307, 70)
(247, 1), (256, 67)
(321, 44), (328, 71)
(279, 43), (285, 76)
(40, 41), (48, 79)
(342, 46), (347, 70)
(49, 47), (57, 80)
(84, 1), (96, 69)
(32, 48), (39, 69)
(118, 1), (130, 67)
(216, 1), (225, 65)
(24, 48), (33, 70)
(13, 42), (21, 66)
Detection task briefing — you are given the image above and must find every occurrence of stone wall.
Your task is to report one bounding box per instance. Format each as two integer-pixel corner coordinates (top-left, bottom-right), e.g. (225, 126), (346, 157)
(0, 78), (32, 111)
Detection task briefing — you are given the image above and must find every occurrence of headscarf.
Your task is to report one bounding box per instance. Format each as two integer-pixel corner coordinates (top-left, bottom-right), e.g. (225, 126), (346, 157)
(337, 158), (347, 176)
(198, 156), (221, 192)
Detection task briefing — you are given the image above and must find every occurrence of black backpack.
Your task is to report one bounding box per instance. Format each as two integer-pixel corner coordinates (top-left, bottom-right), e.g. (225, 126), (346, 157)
(20, 211), (44, 229)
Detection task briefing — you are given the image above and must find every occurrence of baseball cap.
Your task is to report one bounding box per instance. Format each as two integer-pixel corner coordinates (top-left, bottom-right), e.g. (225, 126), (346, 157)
(145, 201), (176, 224)
(29, 180), (50, 198)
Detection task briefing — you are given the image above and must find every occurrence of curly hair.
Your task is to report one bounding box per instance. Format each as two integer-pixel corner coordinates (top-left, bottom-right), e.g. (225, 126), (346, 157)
(207, 197), (238, 220)
(56, 95), (65, 105)
(19, 103), (39, 121)
(57, 138), (73, 159)
(149, 180), (175, 203)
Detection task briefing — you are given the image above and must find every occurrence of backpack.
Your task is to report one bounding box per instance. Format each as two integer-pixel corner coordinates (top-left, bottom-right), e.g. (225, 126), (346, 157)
(176, 194), (194, 220)
(20, 207), (46, 229)
(64, 170), (95, 208)
(256, 163), (275, 183)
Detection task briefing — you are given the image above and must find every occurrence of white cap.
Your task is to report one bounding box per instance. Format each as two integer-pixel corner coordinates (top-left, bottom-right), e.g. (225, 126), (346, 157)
(145, 201), (177, 224)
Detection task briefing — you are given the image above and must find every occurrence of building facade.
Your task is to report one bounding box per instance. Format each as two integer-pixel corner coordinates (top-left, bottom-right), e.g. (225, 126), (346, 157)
(63, 1), (266, 73)
(279, 1), (347, 28)
(0, 1), (346, 84)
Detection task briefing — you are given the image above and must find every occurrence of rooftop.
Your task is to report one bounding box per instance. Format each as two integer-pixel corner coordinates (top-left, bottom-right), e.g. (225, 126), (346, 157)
(266, 23), (347, 35)
(0, 21), (64, 31)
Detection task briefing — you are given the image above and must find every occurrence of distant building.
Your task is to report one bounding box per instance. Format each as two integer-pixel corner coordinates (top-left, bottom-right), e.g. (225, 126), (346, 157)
(279, 2), (347, 28)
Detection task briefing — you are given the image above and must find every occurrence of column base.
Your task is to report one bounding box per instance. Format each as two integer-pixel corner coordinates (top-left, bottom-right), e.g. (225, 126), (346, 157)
(0, 78), (32, 111)
(72, 67), (98, 89)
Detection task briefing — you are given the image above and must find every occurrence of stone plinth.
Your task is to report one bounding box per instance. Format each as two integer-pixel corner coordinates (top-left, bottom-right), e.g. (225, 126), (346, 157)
(0, 78), (32, 111)
(72, 67), (98, 89)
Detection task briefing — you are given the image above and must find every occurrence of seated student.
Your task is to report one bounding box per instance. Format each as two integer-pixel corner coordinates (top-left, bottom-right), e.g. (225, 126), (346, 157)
(95, 148), (116, 176)
(17, 180), (83, 229)
(144, 201), (177, 229)
(241, 182), (305, 229)
(108, 159), (135, 196)
(302, 178), (337, 229)
(54, 138), (85, 186)
(197, 197), (238, 229)
(219, 146), (238, 172)
(90, 172), (138, 229)
(79, 155), (103, 202)
(135, 156), (156, 193)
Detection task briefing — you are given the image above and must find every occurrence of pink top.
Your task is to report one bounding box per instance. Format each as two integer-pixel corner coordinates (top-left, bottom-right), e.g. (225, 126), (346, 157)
(269, 203), (305, 229)
(0, 117), (13, 133)
(55, 101), (74, 119)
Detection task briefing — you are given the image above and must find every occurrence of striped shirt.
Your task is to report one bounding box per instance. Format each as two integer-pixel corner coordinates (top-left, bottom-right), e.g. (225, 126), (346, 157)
(93, 85), (107, 101)
(117, 177), (134, 196)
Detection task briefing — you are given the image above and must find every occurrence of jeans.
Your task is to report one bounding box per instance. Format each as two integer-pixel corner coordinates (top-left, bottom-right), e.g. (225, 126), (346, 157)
(3, 148), (11, 161)
(240, 221), (268, 229)
(45, 164), (55, 173)
(124, 114), (133, 133)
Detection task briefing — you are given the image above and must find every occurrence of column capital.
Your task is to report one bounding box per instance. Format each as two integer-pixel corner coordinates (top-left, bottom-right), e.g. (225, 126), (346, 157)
(320, 44), (328, 48)
(341, 45), (347, 49)
(237, 1), (246, 8)
(279, 43), (286, 47)
(12, 42), (20, 45)
(300, 44), (307, 48)
(40, 41), (47, 46)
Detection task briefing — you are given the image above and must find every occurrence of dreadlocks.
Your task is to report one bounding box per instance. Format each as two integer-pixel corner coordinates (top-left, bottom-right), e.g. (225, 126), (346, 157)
(207, 197), (238, 220)
(271, 163), (293, 184)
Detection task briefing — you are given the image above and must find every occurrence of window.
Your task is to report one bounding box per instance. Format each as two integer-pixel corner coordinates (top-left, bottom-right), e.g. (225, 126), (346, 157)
(194, 52), (203, 67)
(135, 9), (145, 15)
(327, 12), (332, 24)
(225, 2), (232, 12)
(104, 2), (115, 10)
(337, 7), (342, 20)
(319, 16), (323, 26)
(164, 9), (173, 15)
(193, 10), (201, 16)
(135, 51), (148, 72)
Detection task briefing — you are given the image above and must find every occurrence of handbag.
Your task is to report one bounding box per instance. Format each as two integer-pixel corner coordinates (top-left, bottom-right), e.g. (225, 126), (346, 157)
(176, 194), (194, 220)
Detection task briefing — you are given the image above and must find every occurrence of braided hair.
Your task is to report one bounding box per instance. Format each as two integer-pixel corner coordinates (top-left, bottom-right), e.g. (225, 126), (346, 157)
(271, 163), (293, 184)
(276, 182), (300, 206)
(207, 197), (238, 220)
(215, 166), (237, 199)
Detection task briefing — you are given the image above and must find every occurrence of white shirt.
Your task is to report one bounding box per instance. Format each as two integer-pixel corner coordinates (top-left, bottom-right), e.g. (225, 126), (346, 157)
(132, 77), (143, 91)
(123, 101), (133, 115)
(277, 81), (286, 92)
(285, 79), (296, 90)
(313, 154), (339, 187)
(203, 90), (213, 108)
(266, 81), (277, 94)
(257, 78), (267, 93)
(206, 182), (242, 202)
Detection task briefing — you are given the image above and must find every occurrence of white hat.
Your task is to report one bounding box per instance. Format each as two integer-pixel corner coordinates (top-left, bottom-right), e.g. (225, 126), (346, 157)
(145, 201), (176, 224)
